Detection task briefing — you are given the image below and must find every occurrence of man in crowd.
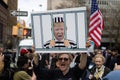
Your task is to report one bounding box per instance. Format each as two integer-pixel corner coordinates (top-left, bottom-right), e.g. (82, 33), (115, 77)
(103, 55), (120, 80)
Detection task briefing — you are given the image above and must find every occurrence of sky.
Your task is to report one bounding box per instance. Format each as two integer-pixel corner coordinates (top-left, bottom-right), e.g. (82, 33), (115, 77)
(18, 0), (47, 26)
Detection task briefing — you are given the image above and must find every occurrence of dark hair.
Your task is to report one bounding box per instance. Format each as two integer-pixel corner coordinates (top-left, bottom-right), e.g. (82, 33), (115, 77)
(116, 55), (120, 65)
(17, 56), (28, 68)
(111, 48), (118, 52)
(3, 51), (13, 69)
(27, 48), (33, 53)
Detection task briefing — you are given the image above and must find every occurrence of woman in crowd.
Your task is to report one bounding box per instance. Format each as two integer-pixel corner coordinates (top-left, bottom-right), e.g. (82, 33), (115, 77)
(88, 54), (111, 80)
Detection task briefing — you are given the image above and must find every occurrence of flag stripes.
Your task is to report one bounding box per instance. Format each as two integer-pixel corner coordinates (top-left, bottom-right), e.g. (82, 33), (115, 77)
(89, 0), (104, 47)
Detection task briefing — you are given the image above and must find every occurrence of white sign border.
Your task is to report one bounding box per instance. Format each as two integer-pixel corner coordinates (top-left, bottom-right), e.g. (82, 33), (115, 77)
(31, 7), (88, 53)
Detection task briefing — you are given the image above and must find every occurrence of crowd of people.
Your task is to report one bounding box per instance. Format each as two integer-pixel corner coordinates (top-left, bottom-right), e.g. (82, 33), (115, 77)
(0, 17), (120, 80)
(0, 46), (120, 80)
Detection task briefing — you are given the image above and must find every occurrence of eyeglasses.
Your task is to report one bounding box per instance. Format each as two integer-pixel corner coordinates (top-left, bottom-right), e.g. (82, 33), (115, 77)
(58, 58), (69, 61)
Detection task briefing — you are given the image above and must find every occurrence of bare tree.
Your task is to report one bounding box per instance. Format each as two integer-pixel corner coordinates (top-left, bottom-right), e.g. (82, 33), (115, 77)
(103, 3), (120, 50)
(55, 0), (84, 9)
(112, 5), (120, 47)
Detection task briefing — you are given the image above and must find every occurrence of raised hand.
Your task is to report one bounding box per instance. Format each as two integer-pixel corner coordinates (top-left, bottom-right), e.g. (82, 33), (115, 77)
(50, 40), (55, 47)
(64, 39), (70, 47)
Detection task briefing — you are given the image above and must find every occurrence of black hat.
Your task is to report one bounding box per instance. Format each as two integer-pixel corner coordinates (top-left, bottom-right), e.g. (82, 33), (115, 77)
(54, 17), (64, 23)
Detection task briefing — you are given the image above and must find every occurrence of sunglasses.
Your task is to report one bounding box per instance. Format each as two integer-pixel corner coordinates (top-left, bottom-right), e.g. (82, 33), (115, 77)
(58, 58), (69, 61)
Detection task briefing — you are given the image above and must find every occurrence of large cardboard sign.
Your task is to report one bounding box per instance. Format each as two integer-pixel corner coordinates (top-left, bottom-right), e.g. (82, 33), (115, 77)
(31, 7), (88, 53)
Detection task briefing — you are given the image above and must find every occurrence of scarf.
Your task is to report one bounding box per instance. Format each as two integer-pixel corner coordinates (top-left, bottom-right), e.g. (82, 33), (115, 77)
(94, 65), (105, 80)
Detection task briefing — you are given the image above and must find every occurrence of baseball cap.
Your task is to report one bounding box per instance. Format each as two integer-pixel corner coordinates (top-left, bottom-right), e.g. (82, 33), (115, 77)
(20, 48), (28, 55)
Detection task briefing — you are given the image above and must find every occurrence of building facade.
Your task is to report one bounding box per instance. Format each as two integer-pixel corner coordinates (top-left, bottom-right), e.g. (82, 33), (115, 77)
(0, 0), (18, 48)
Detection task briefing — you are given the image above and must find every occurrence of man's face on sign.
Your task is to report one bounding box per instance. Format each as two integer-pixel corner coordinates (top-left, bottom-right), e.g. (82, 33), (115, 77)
(54, 22), (65, 41)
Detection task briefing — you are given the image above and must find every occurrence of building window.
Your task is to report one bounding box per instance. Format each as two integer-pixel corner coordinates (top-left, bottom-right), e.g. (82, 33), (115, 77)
(0, 23), (3, 43)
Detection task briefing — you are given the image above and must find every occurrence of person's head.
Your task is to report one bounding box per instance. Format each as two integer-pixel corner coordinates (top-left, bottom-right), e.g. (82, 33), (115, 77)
(20, 48), (29, 56)
(17, 56), (29, 69)
(114, 55), (120, 70)
(27, 48), (34, 60)
(111, 48), (118, 56)
(53, 17), (65, 41)
(96, 50), (102, 55)
(116, 55), (120, 65)
(0, 47), (3, 53)
(57, 53), (73, 73)
(93, 54), (105, 68)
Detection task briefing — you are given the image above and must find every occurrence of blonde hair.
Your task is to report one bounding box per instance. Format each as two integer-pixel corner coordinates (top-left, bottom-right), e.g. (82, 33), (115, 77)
(53, 22), (64, 27)
(94, 54), (105, 63)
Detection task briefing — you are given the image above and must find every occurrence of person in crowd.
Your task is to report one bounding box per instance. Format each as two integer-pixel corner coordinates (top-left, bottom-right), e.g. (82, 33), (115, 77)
(103, 54), (120, 80)
(13, 56), (36, 80)
(106, 48), (119, 70)
(104, 49), (112, 68)
(20, 48), (29, 56)
(31, 45), (35, 53)
(88, 54), (111, 80)
(0, 52), (4, 80)
(0, 54), (4, 70)
(74, 52), (95, 80)
(19, 48), (36, 79)
(93, 49), (102, 55)
(0, 48), (4, 53)
(33, 53), (87, 80)
(44, 17), (77, 49)
(0, 47), (15, 80)
(27, 48), (34, 60)
(40, 53), (58, 69)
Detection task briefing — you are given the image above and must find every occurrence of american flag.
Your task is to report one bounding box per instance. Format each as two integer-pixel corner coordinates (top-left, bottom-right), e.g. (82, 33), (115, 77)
(89, 0), (104, 47)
